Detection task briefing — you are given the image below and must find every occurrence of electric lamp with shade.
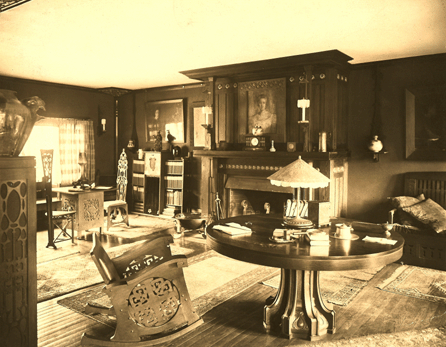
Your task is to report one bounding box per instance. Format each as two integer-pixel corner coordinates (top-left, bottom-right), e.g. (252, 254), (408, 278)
(268, 156), (330, 228)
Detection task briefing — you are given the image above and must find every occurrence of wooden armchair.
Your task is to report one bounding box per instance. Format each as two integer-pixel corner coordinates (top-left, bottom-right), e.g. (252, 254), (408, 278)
(103, 148), (130, 231)
(81, 232), (203, 346)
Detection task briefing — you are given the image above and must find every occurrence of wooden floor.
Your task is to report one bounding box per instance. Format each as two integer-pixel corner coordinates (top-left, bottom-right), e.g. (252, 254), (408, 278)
(37, 228), (446, 347)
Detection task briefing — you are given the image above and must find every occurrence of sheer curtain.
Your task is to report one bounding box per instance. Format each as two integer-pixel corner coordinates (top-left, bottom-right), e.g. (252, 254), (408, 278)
(59, 119), (95, 185)
(21, 118), (95, 186)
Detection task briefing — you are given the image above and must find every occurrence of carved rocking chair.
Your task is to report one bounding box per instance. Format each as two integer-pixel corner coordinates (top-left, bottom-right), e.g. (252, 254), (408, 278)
(81, 232), (203, 346)
(103, 148), (129, 231)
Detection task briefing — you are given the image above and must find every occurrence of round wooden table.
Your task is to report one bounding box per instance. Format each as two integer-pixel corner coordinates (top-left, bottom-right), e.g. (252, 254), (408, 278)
(206, 215), (404, 341)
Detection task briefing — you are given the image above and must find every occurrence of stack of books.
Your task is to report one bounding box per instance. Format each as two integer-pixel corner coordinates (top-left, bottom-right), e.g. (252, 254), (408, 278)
(306, 230), (330, 246)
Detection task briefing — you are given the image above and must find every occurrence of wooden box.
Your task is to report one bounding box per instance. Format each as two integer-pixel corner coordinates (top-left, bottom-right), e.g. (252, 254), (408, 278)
(308, 201), (331, 227)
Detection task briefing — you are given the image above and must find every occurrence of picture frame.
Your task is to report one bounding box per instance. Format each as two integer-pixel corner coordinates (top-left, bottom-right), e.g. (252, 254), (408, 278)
(145, 99), (185, 143)
(237, 78), (286, 143)
(192, 106), (206, 148)
(405, 85), (446, 160)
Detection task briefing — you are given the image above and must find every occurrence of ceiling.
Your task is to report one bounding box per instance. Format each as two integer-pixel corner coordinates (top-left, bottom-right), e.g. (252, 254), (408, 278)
(1, 0), (445, 90)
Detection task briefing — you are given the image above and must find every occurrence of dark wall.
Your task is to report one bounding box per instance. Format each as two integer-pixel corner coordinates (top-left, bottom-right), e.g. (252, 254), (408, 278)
(0, 76), (116, 178)
(347, 53), (446, 223)
(117, 84), (206, 211)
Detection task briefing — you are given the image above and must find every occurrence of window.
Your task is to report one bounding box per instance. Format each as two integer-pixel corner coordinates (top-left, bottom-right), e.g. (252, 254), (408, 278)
(21, 125), (61, 184)
(20, 118), (95, 186)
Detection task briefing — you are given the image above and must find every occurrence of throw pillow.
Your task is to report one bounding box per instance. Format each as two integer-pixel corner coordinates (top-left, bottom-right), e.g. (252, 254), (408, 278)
(402, 198), (446, 233)
(390, 194), (425, 209)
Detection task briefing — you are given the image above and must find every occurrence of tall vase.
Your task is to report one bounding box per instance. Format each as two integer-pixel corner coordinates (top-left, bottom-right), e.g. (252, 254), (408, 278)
(0, 90), (46, 157)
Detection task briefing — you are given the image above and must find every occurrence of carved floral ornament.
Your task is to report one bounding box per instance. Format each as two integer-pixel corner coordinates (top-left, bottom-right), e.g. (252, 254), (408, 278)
(239, 79), (285, 91)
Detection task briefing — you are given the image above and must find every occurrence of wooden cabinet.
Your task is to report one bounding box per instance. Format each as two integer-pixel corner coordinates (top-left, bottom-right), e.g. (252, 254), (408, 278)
(0, 157), (37, 347)
(162, 158), (186, 217)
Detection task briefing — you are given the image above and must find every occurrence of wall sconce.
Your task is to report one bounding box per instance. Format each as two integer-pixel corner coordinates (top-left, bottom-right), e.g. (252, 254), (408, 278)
(297, 73), (311, 152)
(97, 105), (106, 136)
(368, 135), (387, 162)
(201, 106), (213, 150)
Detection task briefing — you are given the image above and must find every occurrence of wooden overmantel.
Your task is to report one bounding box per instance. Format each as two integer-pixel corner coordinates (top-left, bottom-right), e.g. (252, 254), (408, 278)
(182, 50), (353, 216)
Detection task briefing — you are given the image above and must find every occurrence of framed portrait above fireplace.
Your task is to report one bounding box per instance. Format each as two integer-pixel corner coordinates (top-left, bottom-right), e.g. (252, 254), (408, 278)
(237, 78), (286, 144)
(145, 99), (185, 143)
(405, 85), (446, 160)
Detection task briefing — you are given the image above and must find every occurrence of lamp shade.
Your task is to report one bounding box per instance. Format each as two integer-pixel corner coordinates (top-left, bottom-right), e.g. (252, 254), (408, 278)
(267, 156), (330, 188)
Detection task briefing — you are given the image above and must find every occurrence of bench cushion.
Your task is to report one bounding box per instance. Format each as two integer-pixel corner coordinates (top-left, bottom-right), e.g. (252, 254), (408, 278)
(402, 198), (446, 233)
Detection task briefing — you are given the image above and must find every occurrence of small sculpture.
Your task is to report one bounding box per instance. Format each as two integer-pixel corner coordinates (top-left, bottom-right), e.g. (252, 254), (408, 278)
(153, 131), (162, 151)
(264, 202), (271, 214)
(252, 125), (263, 136)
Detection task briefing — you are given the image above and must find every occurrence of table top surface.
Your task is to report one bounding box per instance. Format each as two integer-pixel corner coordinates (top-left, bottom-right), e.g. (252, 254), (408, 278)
(53, 186), (108, 194)
(206, 215), (404, 271)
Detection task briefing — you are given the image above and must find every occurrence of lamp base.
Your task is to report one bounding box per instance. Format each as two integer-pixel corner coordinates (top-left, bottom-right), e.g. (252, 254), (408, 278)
(283, 216), (314, 229)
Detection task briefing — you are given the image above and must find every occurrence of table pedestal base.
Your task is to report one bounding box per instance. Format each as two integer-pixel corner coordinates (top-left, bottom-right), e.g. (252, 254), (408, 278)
(264, 269), (335, 341)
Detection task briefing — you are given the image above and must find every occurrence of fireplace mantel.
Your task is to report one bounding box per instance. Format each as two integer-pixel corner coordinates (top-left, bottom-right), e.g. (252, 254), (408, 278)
(195, 150), (349, 219)
(193, 150), (350, 160)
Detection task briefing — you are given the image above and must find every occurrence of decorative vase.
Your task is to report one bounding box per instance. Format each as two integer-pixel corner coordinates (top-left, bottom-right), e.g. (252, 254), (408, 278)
(368, 135), (383, 153)
(153, 131), (162, 151)
(0, 90), (46, 157)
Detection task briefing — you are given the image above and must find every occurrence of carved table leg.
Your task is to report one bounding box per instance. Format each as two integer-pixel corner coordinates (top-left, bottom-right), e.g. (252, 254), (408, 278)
(263, 269), (335, 341)
(264, 268), (290, 333)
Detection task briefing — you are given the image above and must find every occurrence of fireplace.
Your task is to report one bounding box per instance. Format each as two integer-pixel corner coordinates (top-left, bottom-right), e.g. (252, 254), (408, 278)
(194, 150), (349, 220)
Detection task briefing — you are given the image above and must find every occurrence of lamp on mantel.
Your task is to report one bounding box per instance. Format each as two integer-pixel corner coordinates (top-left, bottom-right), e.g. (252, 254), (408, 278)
(268, 156), (330, 228)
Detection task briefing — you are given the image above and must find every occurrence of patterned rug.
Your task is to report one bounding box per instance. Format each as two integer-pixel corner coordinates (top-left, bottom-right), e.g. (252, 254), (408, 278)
(79, 213), (176, 241)
(378, 265), (446, 304)
(57, 251), (279, 327)
(262, 266), (384, 306)
(37, 241), (194, 303)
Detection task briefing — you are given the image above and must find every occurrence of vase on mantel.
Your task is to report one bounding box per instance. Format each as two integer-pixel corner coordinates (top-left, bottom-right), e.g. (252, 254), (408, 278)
(0, 90), (46, 157)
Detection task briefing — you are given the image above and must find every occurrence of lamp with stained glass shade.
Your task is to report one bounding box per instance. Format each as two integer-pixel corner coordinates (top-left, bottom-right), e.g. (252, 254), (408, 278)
(268, 156), (330, 228)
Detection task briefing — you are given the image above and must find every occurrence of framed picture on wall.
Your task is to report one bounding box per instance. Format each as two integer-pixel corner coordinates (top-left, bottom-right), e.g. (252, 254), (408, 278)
(145, 99), (185, 143)
(193, 106), (206, 147)
(238, 78), (286, 143)
(406, 85), (446, 160)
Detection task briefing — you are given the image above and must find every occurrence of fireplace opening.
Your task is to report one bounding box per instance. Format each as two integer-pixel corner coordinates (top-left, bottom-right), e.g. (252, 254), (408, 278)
(228, 189), (292, 217)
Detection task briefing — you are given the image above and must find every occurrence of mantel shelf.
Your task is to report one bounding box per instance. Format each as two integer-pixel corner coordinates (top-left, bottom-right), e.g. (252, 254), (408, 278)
(193, 150), (350, 161)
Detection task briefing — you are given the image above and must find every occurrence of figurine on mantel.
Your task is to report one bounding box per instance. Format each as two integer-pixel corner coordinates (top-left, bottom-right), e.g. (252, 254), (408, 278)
(153, 131), (162, 151)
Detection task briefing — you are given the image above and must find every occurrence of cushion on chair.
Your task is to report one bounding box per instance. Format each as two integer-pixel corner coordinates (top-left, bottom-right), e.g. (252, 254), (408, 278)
(402, 198), (446, 233)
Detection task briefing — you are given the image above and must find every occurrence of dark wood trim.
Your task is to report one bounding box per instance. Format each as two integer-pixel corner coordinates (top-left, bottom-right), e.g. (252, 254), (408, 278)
(180, 50), (353, 81)
(193, 149), (350, 160)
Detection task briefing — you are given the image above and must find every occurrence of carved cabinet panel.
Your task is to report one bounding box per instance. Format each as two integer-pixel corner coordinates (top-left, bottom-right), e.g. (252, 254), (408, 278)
(0, 157), (37, 347)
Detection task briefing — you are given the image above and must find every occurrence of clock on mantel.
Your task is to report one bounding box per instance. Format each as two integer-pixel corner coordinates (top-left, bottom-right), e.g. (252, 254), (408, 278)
(244, 135), (270, 151)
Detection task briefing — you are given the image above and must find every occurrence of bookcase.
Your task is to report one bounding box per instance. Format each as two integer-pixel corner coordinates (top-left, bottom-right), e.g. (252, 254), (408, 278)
(162, 158), (186, 217)
(131, 159), (145, 213)
(132, 151), (170, 216)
